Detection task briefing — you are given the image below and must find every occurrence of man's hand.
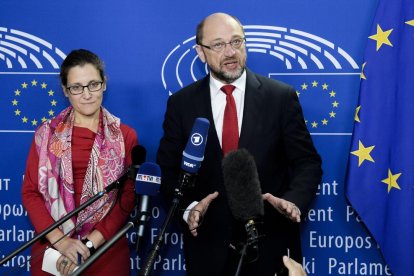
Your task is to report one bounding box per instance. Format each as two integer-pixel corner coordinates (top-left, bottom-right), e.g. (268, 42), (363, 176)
(187, 191), (219, 237)
(262, 193), (301, 222)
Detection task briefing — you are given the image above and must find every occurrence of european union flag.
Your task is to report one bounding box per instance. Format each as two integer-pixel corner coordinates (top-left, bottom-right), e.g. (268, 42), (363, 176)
(0, 75), (65, 130)
(345, 0), (414, 275)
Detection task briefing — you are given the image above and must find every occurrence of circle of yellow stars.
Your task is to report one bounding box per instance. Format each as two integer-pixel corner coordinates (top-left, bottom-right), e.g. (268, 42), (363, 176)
(11, 79), (58, 126)
(296, 80), (339, 129)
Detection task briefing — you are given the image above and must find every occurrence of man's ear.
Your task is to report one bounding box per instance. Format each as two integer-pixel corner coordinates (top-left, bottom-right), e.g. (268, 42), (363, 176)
(195, 45), (206, 63)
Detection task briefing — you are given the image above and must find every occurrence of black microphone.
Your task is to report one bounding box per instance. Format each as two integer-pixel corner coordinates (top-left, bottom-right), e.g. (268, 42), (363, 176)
(134, 162), (161, 253)
(222, 148), (264, 271)
(102, 145), (146, 191)
(129, 145), (147, 180)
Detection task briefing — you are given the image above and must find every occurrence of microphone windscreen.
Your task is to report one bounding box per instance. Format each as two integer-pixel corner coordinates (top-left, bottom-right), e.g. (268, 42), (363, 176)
(136, 162), (161, 196)
(181, 117), (210, 174)
(222, 149), (264, 221)
(132, 145), (147, 166)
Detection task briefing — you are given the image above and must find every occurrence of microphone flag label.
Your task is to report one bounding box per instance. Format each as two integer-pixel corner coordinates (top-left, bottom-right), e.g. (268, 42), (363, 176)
(135, 162), (161, 196)
(136, 174), (161, 184)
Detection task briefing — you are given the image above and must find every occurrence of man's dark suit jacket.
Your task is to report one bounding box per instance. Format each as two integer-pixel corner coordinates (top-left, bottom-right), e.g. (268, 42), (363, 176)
(157, 69), (322, 276)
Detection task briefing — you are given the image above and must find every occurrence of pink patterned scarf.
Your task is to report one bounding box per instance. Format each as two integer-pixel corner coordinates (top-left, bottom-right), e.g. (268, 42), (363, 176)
(35, 106), (125, 237)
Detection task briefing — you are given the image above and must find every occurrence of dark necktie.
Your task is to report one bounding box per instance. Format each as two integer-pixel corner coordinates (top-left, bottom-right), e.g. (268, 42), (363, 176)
(221, 84), (238, 155)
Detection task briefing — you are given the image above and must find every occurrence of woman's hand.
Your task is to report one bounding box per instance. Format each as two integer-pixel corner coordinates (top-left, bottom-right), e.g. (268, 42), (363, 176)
(56, 254), (77, 276)
(54, 237), (90, 264)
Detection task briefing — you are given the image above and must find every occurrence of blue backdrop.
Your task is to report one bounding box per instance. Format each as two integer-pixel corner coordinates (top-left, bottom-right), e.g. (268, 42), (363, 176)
(0, 0), (391, 275)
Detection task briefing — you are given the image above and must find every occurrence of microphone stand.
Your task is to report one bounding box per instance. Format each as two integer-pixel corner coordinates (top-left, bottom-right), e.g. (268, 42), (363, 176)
(0, 171), (129, 267)
(235, 243), (248, 276)
(135, 197), (150, 254)
(72, 217), (138, 275)
(139, 172), (195, 276)
(235, 219), (259, 276)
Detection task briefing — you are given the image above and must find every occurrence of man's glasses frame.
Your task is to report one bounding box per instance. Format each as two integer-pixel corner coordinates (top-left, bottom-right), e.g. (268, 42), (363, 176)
(199, 37), (246, 53)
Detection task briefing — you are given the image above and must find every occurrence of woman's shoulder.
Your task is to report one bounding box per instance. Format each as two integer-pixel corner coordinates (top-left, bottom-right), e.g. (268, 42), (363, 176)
(120, 123), (138, 144)
(120, 123), (135, 133)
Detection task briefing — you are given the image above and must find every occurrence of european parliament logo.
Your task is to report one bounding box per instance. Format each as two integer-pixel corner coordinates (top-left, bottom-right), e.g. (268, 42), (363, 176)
(0, 27), (66, 131)
(161, 25), (361, 133)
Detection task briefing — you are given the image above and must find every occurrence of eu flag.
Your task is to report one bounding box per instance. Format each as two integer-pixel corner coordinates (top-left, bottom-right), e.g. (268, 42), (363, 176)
(345, 0), (414, 275)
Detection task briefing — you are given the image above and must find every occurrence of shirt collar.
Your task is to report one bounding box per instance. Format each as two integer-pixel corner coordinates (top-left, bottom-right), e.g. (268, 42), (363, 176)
(209, 69), (247, 95)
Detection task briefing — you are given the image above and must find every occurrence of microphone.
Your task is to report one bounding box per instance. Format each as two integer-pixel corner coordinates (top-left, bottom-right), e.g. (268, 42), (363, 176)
(129, 145), (147, 180)
(73, 162), (160, 276)
(178, 117), (210, 189)
(222, 148), (264, 268)
(139, 118), (210, 276)
(102, 145), (146, 191)
(134, 162), (161, 253)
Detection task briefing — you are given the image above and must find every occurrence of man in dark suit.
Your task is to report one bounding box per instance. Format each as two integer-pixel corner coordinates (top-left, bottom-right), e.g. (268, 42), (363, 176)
(157, 12), (322, 276)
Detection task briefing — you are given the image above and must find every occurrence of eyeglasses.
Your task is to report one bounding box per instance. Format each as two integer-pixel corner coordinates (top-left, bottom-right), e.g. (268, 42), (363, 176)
(199, 37), (246, 53)
(66, 81), (104, 95)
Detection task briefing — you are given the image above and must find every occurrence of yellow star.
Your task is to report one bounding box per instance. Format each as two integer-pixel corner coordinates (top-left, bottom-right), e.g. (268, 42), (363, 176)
(41, 82), (47, 89)
(369, 24), (393, 51)
(361, 62), (366, 80)
(31, 80), (38, 86)
(14, 109), (21, 116)
(322, 83), (328, 90)
(12, 99), (18, 106)
(355, 105), (361, 123)
(321, 119), (328, 125)
(381, 169), (401, 193)
(332, 101), (339, 108)
(301, 83), (308, 90)
(51, 100), (57, 106)
(22, 117), (28, 123)
(15, 89), (21, 96)
(48, 90), (55, 96)
(406, 19), (414, 26)
(329, 111), (336, 118)
(329, 90), (336, 97)
(48, 109), (55, 116)
(311, 121), (318, 128)
(304, 119), (308, 124)
(351, 140), (375, 166)
(296, 90), (300, 97)
(22, 82), (28, 89)
(312, 81), (318, 87)
(31, 119), (38, 126)
(41, 117), (48, 123)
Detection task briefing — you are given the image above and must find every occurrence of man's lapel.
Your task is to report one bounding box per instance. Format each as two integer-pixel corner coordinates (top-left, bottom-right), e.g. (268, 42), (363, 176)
(239, 69), (264, 149)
